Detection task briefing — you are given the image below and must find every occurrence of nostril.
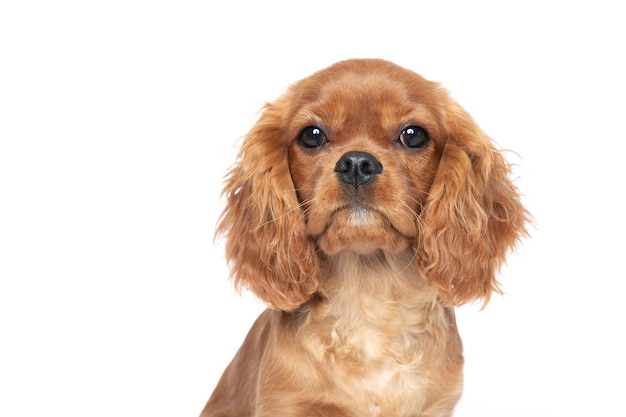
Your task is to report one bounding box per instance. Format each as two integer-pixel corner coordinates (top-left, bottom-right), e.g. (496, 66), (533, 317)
(360, 159), (376, 174)
(334, 151), (383, 188)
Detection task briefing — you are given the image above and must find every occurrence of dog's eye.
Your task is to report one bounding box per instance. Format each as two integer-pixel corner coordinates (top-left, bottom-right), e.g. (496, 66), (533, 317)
(399, 126), (429, 149)
(297, 126), (327, 149)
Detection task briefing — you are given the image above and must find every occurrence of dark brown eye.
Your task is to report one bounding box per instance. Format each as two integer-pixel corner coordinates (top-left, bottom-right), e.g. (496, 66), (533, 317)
(399, 126), (429, 149)
(297, 126), (327, 149)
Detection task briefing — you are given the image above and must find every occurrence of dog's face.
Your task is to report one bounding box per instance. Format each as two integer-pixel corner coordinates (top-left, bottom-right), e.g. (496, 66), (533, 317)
(218, 59), (528, 310)
(286, 63), (445, 256)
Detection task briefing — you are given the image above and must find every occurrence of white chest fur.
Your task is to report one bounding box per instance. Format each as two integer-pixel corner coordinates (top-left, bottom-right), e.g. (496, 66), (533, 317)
(299, 253), (461, 416)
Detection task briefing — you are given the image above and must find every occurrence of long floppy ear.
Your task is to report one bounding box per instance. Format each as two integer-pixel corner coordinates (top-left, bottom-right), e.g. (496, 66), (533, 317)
(417, 101), (530, 307)
(216, 103), (318, 311)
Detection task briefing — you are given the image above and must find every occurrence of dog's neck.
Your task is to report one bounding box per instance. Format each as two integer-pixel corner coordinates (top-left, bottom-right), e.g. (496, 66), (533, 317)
(297, 249), (446, 357)
(315, 249), (438, 309)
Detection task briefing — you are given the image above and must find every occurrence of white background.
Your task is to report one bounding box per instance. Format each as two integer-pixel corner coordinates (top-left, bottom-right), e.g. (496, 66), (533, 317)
(1, 1), (624, 416)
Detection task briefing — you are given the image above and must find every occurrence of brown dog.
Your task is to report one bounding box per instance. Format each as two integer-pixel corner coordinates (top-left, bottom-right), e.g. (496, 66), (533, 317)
(201, 59), (529, 417)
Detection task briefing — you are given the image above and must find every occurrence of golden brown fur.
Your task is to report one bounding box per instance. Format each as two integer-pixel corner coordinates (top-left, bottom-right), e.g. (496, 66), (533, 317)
(201, 59), (529, 417)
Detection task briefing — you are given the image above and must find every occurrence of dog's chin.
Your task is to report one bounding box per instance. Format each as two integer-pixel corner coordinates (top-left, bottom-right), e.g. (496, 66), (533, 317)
(314, 205), (413, 256)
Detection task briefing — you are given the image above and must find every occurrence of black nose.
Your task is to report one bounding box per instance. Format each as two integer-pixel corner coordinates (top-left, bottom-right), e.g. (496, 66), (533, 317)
(334, 151), (383, 188)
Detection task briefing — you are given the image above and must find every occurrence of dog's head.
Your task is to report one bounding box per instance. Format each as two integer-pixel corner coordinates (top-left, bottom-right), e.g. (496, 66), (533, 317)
(217, 59), (529, 310)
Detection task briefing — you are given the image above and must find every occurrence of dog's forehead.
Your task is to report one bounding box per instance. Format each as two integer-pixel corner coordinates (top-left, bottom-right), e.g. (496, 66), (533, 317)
(306, 69), (417, 102)
(323, 74), (407, 104)
(288, 64), (442, 116)
(289, 72), (436, 131)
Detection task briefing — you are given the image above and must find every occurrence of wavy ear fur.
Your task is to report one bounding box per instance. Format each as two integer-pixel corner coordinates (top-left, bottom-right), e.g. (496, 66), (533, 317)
(418, 101), (530, 307)
(216, 103), (318, 311)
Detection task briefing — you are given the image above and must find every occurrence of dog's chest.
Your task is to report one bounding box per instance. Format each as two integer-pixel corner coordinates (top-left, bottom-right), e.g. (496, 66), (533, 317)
(335, 339), (427, 416)
(303, 294), (441, 415)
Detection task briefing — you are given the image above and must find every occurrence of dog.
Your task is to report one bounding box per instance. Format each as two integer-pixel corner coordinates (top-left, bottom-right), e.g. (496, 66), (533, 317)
(201, 59), (529, 417)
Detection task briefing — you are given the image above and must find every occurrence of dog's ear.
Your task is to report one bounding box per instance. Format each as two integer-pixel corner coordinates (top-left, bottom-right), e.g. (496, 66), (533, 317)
(417, 101), (529, 307)
(216, 103), (318, 311)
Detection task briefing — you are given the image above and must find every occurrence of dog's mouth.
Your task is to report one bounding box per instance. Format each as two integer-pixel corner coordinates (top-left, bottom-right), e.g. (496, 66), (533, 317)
(312, 203), (414, 255)
(336, 203), (381, 225)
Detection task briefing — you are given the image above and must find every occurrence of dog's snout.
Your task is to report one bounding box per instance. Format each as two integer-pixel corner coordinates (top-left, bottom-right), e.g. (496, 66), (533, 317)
(334, 151), (383, 188)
